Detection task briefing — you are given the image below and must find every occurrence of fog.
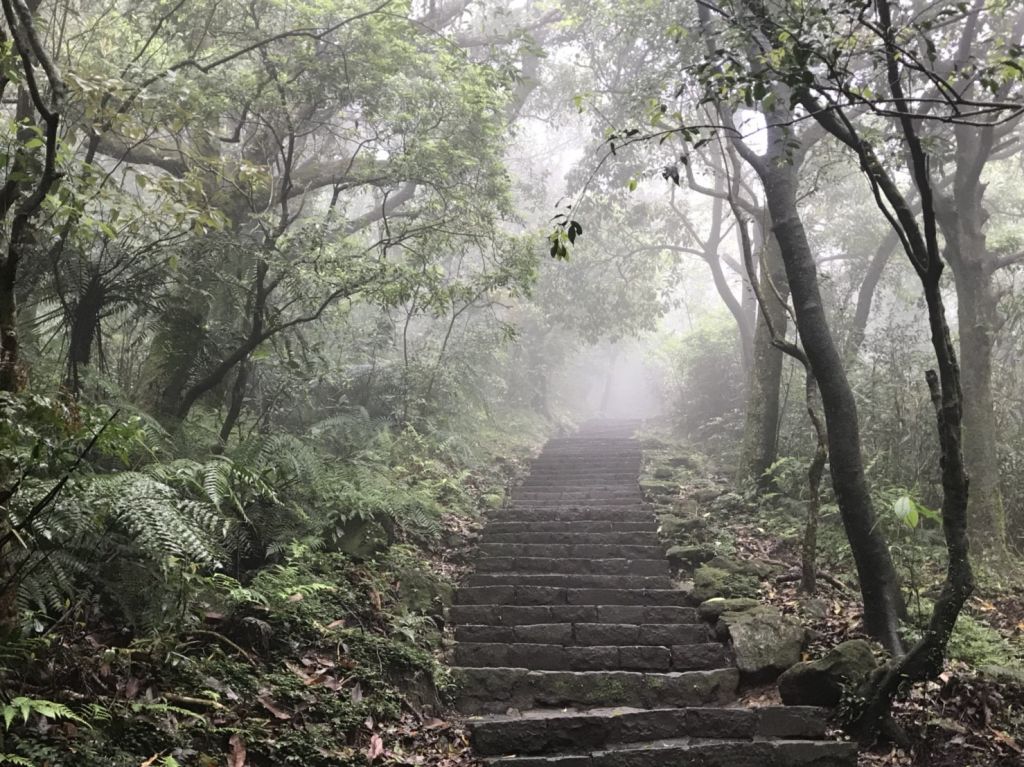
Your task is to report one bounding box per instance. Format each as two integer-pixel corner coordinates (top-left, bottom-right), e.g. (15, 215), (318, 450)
(2, 1), (1024, 762)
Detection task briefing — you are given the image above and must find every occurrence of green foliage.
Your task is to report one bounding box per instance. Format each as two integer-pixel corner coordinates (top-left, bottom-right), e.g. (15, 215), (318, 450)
(892, 494), (941, 530)
(655, 313), (745, 438)
(946, 613), (1023, 669)
(1, 698), (87, 730)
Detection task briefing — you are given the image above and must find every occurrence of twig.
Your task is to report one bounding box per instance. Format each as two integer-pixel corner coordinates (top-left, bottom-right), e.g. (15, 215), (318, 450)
(189, 629), (259, 667)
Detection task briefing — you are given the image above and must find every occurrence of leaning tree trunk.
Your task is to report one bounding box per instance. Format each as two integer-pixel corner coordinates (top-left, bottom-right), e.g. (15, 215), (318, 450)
(762, 163), (906, 652)
(738, 233), (789, 486)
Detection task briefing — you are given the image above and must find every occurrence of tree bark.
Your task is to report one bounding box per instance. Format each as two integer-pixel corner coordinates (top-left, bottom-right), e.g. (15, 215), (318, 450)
(847, 230), (898, 358)
(738, 232), (788, 485)
(218, 361), (250, 447)
(65, 273), (105, 393)
(762, 163), (906, 652)
(936, 178), (1007, 558)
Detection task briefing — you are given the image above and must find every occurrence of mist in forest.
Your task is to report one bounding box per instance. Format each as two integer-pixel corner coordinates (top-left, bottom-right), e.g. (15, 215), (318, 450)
(0, 0), (1023, 764)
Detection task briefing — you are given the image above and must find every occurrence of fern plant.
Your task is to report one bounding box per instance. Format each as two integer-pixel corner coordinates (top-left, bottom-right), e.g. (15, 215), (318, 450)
(1, 697), (88, 730)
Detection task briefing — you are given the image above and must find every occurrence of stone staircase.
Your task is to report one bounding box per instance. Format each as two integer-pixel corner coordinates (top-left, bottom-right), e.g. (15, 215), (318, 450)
(450, 420), (857, 766)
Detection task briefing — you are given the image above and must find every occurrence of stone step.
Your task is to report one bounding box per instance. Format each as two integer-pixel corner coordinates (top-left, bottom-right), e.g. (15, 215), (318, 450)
(532, 452), (640, 459)
(515, 482), (640, 490)
(536, 445), (641, 452)
(544, 436), (640, 443)
(481, 531), (661, 545)
(533, 458), (641, 465)
(512, 487), (638, 493)
(448, 604), (699, 626)
(469, 705), (833, 756)
(513, 487), (639, 495)
(510, 493), (644, 503)
(507, 496), (649, 505)
(526, 464), (640, 472)
(454, 642), (728, 671)
(509, 499), (646, 508)
(484, 520), (658, 534)
(520, 473), (640, 481)
(455, 622), (711, 646)
(474, 557), (669, 576)
(482, 739), (856, 766)
(466, 573), (674, 589)
(453, 667), (740, 713)
(498, 507), (655, 521)
(455, 586), (690, 606)
(477, 544), (666, 559)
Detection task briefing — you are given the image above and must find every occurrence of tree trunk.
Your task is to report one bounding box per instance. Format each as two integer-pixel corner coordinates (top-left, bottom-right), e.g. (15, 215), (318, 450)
(937, 200), (1007, 558)
(218, 361), (250, 447)
(847, 230), (898, 357)
(0, 256), (19, 391)
(65, 273), (105, 394)
(137, 301), (208, 421)
(763, 164), (906, 652)
(738, 233), (788, 485)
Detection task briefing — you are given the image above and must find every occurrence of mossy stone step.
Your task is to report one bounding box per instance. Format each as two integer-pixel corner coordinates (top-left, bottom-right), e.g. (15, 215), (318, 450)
(454, 622), (710, 646)
(466, 573), (674, 589)
(454, 642), (729, 672)
(452, 667), (740, 713)
(448, 604), (700, 626)
(514, 481), (641, 489)
(477, 544), (665, 559)
(498, 507), (655, 520)
(481, 532), (661, 545)
(511, 491), (642, 500)
(481, 739), (857, 766)
(455, 586), (691, 606)
(519, 473), (640, 482)
(474, 557), (668, 576)
(469, 705), (832, 756)
(484, 521), (658, 534)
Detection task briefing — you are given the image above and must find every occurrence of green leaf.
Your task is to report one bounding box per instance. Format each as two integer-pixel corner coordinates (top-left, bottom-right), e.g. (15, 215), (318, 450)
(893, 495), (918, 528)
(628, 178), (638, 192)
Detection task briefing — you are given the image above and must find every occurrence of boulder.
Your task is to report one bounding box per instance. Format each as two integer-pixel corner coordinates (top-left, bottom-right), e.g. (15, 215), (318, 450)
(658, 514), (707, 540)
(798, 598), (830, 621)
(672, 497), (701, 516)
(694, 487), (724, 503)
(777, 639), (878, 707)
(667, 455), (699, 469)
(667, 545), (716, 569)
(653, 466), (675, 480)
(641, 480), (678, 500)
(698, 597), (760, 622)
(706, 555), (776, 579)
(692, 564), (759, 602)
(718, 606), (804, 680)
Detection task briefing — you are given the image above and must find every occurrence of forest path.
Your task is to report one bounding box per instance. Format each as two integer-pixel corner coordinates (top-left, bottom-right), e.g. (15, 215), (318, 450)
(449, 420), (857, 765)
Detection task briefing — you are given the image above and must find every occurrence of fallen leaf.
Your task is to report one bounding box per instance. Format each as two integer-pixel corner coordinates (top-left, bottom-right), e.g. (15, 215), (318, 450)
(367, 733), (385, 762)
(258, 696), (292, 720)
(990, 727), (1022, 753)
(228, 733), (247, 767)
